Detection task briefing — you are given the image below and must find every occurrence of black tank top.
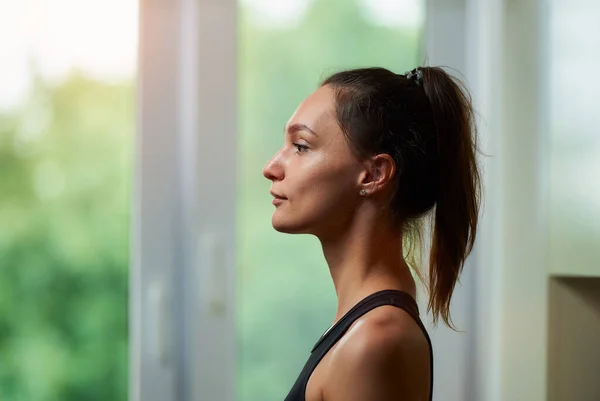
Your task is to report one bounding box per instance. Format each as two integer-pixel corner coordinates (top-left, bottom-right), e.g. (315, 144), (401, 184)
(283, 289), (434, 401)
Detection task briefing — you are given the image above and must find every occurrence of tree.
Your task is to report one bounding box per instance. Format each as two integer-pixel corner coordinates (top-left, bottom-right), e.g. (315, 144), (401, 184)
(0, 72), (132, 401)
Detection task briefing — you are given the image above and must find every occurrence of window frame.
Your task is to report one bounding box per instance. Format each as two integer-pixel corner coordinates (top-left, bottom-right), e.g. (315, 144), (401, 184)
(132, 0), (237, 400)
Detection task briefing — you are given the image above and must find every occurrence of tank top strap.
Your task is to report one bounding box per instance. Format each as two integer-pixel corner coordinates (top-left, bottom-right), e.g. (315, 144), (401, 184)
(311, 289), (421, 353)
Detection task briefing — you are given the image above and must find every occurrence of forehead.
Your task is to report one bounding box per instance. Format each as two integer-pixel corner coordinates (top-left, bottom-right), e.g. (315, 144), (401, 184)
(287, 85), (337, 132)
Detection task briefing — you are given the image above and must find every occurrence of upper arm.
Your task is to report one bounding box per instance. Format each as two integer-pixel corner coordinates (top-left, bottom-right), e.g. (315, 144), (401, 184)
(323, 310), (430, 401)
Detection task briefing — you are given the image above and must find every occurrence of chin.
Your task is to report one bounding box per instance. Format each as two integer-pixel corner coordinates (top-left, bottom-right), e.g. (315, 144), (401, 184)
(271, 214), (313, 235)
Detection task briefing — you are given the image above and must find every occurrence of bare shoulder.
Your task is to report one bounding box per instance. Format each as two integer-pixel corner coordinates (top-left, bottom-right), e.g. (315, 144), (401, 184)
(334, 305), (430, 368)
(323, 306), (431, 401)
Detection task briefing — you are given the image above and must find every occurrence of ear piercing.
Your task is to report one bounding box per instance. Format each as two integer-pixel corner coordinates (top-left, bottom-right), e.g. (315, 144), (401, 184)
(360, 189), (367, 196)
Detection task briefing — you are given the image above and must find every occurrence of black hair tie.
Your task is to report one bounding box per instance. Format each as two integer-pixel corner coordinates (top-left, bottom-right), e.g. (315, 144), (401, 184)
(404, 67), (423, 86)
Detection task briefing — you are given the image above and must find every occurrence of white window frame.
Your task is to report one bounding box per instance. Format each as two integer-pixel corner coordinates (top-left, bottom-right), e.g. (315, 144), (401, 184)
(426, 0), (550, 400)
(421, 2), (474, 399)
(131, 0), (237, 400)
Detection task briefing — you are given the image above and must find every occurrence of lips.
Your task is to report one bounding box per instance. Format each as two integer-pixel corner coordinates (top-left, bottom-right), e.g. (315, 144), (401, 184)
(270, 191), (287, 200)
(270, 190), (287, 206)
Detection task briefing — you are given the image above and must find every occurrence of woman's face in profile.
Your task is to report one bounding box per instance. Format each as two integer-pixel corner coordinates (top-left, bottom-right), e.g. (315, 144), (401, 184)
(262, 85), (365, 237)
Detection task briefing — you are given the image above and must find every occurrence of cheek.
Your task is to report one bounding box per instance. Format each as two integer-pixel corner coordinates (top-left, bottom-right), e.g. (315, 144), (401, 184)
(294, 157), (357, 204)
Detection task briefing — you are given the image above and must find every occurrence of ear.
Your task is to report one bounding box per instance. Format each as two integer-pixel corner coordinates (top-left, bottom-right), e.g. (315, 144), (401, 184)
(358, 154), (396, 196)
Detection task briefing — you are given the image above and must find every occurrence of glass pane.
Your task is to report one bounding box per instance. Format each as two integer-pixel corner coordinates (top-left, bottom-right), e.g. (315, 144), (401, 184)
(0, 2), (136, 400)
(548, 0), (600, 274)
(237, 0), (425, 399)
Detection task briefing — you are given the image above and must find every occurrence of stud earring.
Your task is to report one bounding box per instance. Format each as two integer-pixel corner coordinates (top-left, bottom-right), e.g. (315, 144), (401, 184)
(360, 189), (367, 196)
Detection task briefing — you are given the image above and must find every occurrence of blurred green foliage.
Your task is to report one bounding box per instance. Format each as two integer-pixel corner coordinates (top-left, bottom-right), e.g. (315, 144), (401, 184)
(0, 1), (421, 400)
(0, 74), (133, 400)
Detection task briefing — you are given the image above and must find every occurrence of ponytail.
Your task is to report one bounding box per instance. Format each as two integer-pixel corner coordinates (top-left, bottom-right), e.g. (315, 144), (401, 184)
(322, 66), (481, 327)
(420, 67), (481, 327)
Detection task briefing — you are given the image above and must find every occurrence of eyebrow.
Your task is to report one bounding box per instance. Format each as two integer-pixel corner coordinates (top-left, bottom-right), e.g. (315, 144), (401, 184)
(286, 123), (318, 137)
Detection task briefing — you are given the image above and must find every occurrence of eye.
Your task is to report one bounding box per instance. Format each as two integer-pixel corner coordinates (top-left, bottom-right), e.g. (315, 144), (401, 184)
(293, 143), (309, 154)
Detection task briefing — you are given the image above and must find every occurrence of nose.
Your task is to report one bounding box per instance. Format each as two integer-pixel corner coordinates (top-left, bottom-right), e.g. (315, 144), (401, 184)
(262, 150), (284, 182)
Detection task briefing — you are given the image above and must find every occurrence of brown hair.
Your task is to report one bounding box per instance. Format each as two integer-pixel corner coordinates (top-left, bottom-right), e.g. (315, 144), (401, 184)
(322, 66), (481, 327)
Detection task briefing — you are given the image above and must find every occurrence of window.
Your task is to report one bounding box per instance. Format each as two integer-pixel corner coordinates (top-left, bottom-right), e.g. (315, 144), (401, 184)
(548, 0), (600, 275)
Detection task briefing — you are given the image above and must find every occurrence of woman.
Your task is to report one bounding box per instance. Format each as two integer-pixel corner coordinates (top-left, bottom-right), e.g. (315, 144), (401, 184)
(263, 66), (480, 401)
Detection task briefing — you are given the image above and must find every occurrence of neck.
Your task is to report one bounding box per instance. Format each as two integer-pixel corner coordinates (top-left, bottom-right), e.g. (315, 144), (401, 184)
(318, 212), (417, 324)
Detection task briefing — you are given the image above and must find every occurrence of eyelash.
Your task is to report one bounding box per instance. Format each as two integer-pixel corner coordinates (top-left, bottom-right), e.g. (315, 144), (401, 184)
(293, 143), (309, 154)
